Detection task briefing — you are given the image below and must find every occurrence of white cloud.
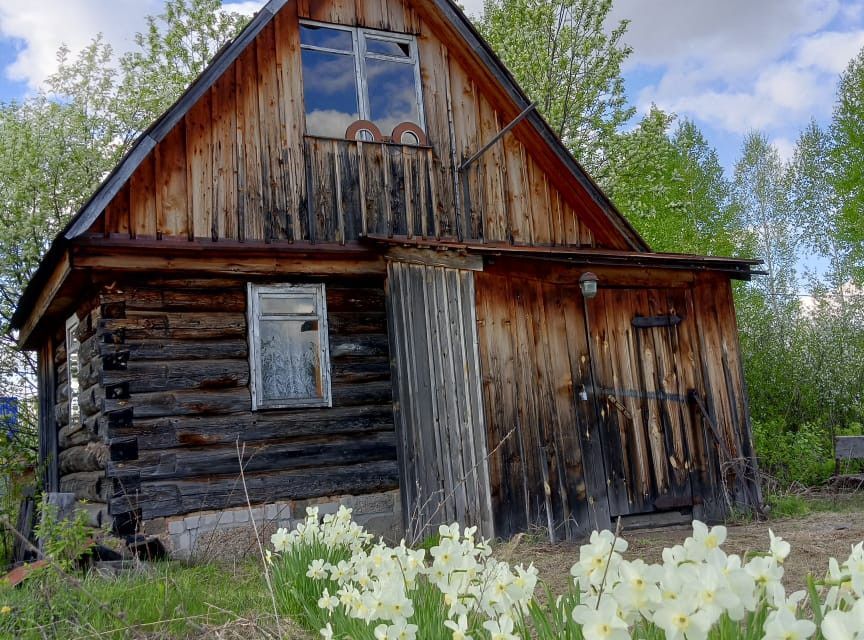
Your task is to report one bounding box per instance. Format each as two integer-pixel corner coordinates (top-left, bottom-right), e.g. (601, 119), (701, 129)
(606, 0), (864, 140)
(0, 0), (266, 91)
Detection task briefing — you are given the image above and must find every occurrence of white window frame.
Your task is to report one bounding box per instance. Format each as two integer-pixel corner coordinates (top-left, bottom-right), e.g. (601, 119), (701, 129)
(299, 20), (426, 137)
(65, 313), (81, 427)
(247, 283), (332, 410)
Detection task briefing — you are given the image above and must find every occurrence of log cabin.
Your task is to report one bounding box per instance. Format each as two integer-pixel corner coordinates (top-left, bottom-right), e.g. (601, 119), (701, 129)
(11, 0), (762, 553)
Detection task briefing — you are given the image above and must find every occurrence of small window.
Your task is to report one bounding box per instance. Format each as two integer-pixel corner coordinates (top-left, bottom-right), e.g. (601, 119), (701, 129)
(65, 314), (81, 427)
(248, 284), (332, 410)
(300, 21), (424, 140)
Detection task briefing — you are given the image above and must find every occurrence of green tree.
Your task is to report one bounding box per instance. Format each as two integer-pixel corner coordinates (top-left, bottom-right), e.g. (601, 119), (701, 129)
(831, 46), (864, 270)
(605, 107), (742, 256)
(478, 0), (634, 180)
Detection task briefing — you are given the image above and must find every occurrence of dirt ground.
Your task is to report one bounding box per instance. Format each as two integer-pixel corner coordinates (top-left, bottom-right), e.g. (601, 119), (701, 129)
(501, 498), (864, 595)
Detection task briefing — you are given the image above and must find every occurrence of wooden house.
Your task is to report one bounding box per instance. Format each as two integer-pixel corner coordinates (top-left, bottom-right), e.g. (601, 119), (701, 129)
(11, 0), (762, 552)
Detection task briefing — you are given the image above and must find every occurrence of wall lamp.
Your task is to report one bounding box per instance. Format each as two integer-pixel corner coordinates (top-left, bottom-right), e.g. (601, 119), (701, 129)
(579, 272), (599, 299)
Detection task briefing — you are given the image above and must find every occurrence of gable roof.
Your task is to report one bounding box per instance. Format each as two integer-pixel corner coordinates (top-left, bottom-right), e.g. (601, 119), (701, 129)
(12, 0), (648, 333)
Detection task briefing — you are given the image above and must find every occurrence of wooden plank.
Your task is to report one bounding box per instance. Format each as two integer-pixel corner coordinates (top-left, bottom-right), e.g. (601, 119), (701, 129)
(185, 92), (213, 241)
(235, 44), (264, 241)
(503, 136), (531, 244)
(448, 59), (481, 240)
(256, 22), (286, 241)
(210, 68), (238, 240)
(18, 254), (72, 349)
(273, 4), (306, 242)
(155, 125), (189, 239)
(477, 97), (507, 243)
(130, 152), (158, 238)
(112, 461), (400, 520)
(104, 183), (131, 237)
(416, 35), (456, 238)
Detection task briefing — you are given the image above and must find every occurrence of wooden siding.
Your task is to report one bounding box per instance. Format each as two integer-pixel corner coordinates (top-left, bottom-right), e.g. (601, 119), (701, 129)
(88, 0), (603, 249)
(386, 261), (493, 540)
(475, 264), (759, 539)
(475, 271), (602, 540)
(71, 277), (401, 524)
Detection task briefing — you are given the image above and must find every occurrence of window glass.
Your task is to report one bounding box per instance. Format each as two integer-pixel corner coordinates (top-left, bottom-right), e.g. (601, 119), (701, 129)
(366, 58), (420, 134)
(301, 49), (360, 138)
(366, 37), (411, 58)
(249, 284), (331, 409)
(300, 24), (353, 51)
(300, 22), (424, 140)
(259, 319), (322, 402)
(260, 295), (317, 316)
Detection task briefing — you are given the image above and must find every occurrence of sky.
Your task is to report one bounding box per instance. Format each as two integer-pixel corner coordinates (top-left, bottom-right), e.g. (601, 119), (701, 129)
(0, 0), (861, 172)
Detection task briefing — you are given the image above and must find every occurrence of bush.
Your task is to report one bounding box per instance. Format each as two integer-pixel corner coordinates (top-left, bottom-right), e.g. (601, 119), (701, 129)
(269, 507), (864, 640)
(753, 419), (835, 487)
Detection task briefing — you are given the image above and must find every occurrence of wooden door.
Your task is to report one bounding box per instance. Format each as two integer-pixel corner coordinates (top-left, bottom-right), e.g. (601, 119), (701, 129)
(588, 287), (705, 517)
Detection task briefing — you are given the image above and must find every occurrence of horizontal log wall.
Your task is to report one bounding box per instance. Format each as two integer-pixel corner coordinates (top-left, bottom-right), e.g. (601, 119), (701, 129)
(97, 277), (398, 524)
(92, 0), (606, 249)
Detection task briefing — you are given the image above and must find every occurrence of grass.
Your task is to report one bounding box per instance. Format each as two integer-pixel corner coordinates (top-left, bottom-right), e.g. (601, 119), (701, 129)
(0, 561), (274, 639)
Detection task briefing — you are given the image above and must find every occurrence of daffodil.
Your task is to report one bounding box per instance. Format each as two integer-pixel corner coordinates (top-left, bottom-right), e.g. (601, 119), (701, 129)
(763, 607), (816, 640)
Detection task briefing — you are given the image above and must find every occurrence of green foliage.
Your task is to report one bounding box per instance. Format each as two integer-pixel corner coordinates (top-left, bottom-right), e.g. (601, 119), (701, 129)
(831, 47), (864, 269)
(478, 0), (633, 179)
(765, 494), (811, 519)
(0, 562), (270, 639)
(33, 502), (95, 571)
(605, 108), (744, 257)
(0, 0), (248, 397)
(0, 406), (38, 566)
(752, 419), (840, 487)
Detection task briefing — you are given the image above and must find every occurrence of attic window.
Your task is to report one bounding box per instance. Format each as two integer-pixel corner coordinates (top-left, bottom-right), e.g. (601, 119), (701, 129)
(300, 22), (424, 141)
(247, 283), (332, 410)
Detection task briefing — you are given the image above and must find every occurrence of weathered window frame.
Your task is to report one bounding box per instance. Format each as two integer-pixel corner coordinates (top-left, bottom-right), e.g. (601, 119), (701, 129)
(299, 20), (426, 138)
(65, 313), (81, 427)
(247, 283), (332, 410)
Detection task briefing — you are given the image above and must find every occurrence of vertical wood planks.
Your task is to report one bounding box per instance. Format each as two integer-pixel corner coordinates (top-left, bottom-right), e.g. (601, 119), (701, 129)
(185, 93), (213, 240)
(155, 126), (188, 238)
(235, 45), (264, 241)
(386, 260), (493, 539)
(256, 22), (287, 241)
(210, 70), (238, 240)
(130, 153), (157, 238)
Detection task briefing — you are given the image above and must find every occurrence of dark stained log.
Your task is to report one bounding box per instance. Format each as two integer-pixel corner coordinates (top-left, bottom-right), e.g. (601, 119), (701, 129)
(100, 314), (245, 341)
(55, 399), (70, 429)
(101, 359), (249, 394)
(61, 471), (109, 502)
(327, 287), (386, 312)
(111, 460), (400, 519)
(108, 432), (396, 481)
(79, 383), (105, 418)
(59, 443), (110, 474)
(101, 288), (245, 313)
(327, 311), (387, 334)
(107, 404), (394, 449)
(59, 415), (100, 449)
(100, 339), (248, 361)
(110, 437), (139, 462)
(330, 334), (389, 358)
(101, 381), (392, 419)
(331, 358), (390, 384)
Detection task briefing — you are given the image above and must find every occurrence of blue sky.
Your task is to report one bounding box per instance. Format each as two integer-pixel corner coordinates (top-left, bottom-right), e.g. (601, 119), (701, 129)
(0, 0), (861, 173)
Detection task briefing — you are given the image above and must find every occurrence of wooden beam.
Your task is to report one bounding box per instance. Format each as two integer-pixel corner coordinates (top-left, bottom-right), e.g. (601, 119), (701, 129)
(18, 253), (72, 349)
(70, 238), (386, 276)
(385, 246), (483, 271)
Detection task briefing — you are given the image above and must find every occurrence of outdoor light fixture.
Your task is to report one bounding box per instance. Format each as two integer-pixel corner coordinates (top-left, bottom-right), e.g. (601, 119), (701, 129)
(579, 272), (599, 299)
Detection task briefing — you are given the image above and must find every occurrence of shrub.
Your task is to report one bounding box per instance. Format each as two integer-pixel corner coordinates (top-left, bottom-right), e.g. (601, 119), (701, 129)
(753, 419), (834, 487)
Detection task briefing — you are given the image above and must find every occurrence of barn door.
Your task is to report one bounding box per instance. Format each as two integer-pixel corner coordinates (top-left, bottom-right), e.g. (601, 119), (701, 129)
(588, 287), (705, 517)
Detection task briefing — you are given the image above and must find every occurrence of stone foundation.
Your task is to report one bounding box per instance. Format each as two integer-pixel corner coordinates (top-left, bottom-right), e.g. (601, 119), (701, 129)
(147, 490), (402, 559)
